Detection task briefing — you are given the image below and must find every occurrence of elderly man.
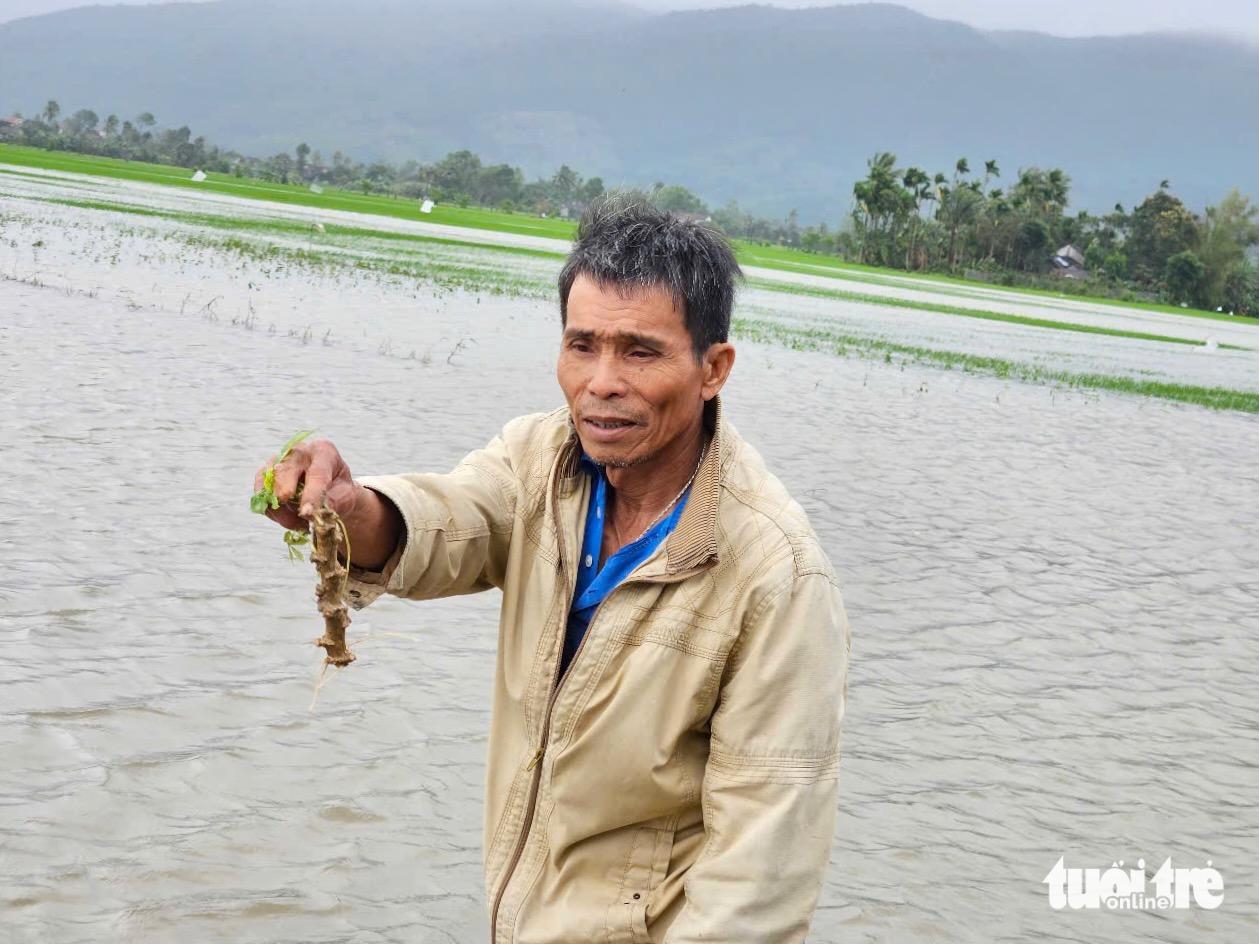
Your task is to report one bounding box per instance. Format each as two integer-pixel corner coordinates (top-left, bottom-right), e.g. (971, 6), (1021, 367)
(257, 194), (850, 943)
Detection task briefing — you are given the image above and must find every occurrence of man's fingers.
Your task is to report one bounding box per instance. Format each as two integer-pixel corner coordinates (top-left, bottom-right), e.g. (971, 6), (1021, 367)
(299, 441), (341, 518)
(255, 439), (350, 527)
(272, 447), (310, 505)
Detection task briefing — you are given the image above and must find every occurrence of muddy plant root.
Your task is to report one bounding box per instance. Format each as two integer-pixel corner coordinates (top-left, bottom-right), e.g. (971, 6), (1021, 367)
(311, 503), (356, 668)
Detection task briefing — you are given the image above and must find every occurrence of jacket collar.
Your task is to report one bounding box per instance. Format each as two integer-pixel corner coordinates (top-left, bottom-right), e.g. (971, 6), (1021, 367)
(560, 397), (725, 574)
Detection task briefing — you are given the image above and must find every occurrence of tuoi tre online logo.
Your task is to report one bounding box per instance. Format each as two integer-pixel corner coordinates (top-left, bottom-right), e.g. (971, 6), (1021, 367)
(1043, 856), (1224, 910)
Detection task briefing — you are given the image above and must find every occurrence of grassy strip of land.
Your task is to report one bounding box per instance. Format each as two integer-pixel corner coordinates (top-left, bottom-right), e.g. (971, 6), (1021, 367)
(0, 144), (579, 242)
(5, 143), (1253, 330)
(733, 318), (1259, 413)
(744, 278), (1247, 350)
(737, 242), (1255, 326)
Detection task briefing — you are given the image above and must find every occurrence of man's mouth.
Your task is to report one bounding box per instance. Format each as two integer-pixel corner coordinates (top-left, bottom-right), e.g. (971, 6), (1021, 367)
(586, 418), (636, 430)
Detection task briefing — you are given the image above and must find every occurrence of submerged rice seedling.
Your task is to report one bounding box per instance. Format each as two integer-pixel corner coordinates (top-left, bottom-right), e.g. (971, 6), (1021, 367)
(251, 429), (357, 672)
(732, 317), (1259, 412)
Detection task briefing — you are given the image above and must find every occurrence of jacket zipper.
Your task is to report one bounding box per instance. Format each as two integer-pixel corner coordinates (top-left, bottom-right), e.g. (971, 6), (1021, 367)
(488, 483), (706, 942)
(489, 575), (617, 943)
(489, 473), (580, 944)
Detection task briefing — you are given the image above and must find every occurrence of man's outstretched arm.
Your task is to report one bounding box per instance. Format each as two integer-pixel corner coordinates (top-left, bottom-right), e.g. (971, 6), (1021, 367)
(254, 423), (521, 602)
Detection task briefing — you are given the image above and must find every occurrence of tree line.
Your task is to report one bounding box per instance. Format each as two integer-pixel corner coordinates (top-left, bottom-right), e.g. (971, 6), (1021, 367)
(844, 152), (1258, 316)
(2, 101), (609, 214)
(3, 101), (1256, 316)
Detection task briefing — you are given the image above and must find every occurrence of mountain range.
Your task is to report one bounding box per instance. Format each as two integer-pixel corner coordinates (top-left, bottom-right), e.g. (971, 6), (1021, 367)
(1, 0), (1255, 220)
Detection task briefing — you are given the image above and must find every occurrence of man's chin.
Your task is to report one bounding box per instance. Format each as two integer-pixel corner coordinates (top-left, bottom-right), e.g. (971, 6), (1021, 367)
(599, 455), (646, 469)
(581, 441), (648, 469)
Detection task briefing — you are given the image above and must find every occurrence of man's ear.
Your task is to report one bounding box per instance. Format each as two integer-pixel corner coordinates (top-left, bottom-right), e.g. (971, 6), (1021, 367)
(701, 342), (735, 401)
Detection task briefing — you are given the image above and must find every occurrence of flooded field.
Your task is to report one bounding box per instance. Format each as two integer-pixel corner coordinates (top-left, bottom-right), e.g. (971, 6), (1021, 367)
(4, 161), (1258, 401)
(2, 166), (1258, 943)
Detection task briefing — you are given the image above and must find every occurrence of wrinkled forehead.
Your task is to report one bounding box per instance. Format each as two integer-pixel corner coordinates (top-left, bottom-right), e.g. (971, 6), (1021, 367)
(579, 272), (686, 315)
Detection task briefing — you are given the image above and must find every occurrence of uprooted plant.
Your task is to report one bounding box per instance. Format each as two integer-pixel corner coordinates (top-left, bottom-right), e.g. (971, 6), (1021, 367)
(310, 503), (355, 668)
(251, 429), (355, 673)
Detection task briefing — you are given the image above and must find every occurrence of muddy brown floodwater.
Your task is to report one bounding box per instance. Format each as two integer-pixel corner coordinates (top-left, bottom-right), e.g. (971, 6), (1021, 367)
(2, 238), (1258, 942)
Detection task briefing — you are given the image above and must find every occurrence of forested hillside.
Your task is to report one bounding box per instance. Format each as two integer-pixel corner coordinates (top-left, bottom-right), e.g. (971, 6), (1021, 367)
(1, 0), (1255, 218)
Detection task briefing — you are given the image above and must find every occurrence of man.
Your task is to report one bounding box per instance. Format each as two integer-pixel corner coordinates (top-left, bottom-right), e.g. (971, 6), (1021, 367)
(256, 194), (850, 943)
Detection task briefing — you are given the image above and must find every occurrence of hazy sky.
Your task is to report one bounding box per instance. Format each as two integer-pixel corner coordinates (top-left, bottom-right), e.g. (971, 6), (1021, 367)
(639, 0), (1259, 40)
(2, 0), (1257, 40)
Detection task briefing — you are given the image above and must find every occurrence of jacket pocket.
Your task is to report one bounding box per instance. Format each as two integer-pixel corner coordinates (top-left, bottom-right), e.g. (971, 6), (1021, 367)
(607, 820), (676, 944)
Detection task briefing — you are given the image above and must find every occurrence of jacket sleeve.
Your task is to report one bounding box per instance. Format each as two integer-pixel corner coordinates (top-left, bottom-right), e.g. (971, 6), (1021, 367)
(340, 424), (522, 608)
(665, 567), (851, 944)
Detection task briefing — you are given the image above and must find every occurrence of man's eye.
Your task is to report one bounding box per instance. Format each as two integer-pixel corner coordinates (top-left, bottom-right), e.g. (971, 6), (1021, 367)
(629, 349), (655, 359)
(569, 341), (593, 353)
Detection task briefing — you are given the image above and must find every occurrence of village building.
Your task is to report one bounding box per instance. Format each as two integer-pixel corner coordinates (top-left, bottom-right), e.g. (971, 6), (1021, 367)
(1050, 243), (1090, 280)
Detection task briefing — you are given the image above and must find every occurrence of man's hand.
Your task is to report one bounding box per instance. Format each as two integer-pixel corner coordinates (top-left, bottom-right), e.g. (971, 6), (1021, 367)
(253, 439), (403, 571)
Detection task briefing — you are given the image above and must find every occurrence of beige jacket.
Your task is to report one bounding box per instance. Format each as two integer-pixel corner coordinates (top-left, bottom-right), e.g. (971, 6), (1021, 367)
(348, 400), (850, 943)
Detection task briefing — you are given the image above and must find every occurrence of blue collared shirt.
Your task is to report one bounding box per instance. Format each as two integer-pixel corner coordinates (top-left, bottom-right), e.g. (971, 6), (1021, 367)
(561, 456), (690, 675)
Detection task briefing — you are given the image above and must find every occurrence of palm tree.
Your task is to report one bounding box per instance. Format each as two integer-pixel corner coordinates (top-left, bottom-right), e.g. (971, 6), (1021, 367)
(902, 167), (932, 267)
(940, 185), (983, 270)
(1046, 168), (1070, 212)
(902, 167), (930, 200)
(982, 159), (1000, 190)
(928, 172), (947, 220)
(853, 152), (908, 265)
(42, 99), (60, 126)
(981, 189), (1009, 261)
(552, 165), (580, 205)
(865, 151), (898, 180)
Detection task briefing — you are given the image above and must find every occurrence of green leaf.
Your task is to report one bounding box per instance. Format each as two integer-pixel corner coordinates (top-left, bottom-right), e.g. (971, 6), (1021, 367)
(252, 429), (317, 558)
(276, 428), (316, 463)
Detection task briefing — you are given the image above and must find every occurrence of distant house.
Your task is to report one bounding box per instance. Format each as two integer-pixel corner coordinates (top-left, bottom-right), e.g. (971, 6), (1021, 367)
(0, 115), (23, 139)
(1050, 243), (1089, 280)
(672, 211), (714, 224)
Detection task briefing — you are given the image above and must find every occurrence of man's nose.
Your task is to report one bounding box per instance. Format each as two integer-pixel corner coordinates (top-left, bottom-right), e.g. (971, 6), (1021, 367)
(587, 351), (628, 398)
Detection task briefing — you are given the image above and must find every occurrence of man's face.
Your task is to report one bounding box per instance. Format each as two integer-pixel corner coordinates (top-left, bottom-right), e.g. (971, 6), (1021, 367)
(557, 274), (731, 469)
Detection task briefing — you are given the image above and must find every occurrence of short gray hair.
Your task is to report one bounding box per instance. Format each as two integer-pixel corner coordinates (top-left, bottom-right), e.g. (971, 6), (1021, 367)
(558, 191), (742, 360)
